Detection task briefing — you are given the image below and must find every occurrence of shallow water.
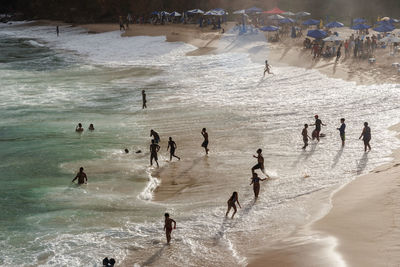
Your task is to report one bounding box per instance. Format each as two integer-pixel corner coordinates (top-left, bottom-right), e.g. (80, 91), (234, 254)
(0, 23), (400, 266)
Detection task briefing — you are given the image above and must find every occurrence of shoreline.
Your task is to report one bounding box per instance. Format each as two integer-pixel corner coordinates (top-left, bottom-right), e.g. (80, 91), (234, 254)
(249, 123), (400, 267)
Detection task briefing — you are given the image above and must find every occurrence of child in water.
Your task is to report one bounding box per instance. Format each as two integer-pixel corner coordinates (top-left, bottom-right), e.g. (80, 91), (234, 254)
(164, 213), (176, 244)
(225, 192), (241, 218)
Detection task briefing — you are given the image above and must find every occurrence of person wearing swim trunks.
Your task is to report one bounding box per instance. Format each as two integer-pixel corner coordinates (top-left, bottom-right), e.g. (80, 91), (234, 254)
(359, 122), (371, 152)
(251, 149), (269, 178)
(302, 124), (311, 149)
(225, 192), (241, 218)
(72, 167), (87, 184)
(337, 118), (346, 146)
(167, 137), (180, 161)
(164, 213), (176, 244)
(311, 115), (326, 142)
(250, 172), (267, 198)
(150, 129), (160, 144)
(201, 128), (209, 154)
(150, 139), (160, 167)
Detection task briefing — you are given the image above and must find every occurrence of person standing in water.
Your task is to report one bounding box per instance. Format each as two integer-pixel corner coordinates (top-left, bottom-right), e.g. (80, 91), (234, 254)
(142, 90), (147, 109)
(263, 60), (272, 76)
(302, 124), (311, 149)
(337, 118), (346, 146)
(201, 128), (209, 154)
(150, 139), (160, 167)
(56, 25), (59, 37)
(150, 129), (160, 144)
(72, 167), (87, 184)
(311, 115), (326, 142)
(75, 123), (84, 132)
(225, 192), (241, 218)
(167, 137), (180, 161)
(250, 172), (267, 198)
(251, 148), (269, 178)
(359, 122), (371, 152)
(164, 213), (176, 244)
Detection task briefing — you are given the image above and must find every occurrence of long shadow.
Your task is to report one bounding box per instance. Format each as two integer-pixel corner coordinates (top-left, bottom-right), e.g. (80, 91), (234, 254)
(333, 60), (338, 74)
(291, 150), (308, 168)
(331, 147), (344, 168)
(304, 142), (318, 160)
(356, 152), (369, 175)
(141, 244), (168, 266)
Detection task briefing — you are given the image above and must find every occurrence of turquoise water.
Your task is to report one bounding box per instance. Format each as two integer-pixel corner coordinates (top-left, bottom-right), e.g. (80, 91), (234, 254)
(1, 23), (400, 266)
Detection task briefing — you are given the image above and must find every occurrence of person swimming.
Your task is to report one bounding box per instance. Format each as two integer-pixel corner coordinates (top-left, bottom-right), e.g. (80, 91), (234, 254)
(167, 137), (180, 161)
(75, 123), (84, 132)
(72, 167), (87, 184)
(225, 192), (241, 218)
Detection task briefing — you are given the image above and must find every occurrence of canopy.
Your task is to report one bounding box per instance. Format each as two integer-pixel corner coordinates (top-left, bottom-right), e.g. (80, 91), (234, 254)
(264, 7), (285, 14)
(373, 24), (395, 32)
(325, 21), (344, 28)
(233, 9), (245, 14)
(245, 7), (263, 13)
(279, 18), (296, 24)
(206, 8), (226, 15)
(303, 19), (320, 25)
(282, 11), (295, 16)
(380, 35), (400, 43)
(351, 24), (371, 30)
(268, 14), (285, 20)
(170, 11), (181, 17)
(307, 29), (327, 39)
(353, 18), (366, 24)
(323, 35), (344, 42)
(260, 26), (279, 32)
(160, 11), (170, 16)
(187, 9), (204, 14)
(296, 11), (311, 17)
(381, 17), (391, 21)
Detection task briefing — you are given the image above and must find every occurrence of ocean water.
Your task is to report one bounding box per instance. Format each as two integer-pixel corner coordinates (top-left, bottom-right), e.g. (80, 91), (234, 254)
(1, 22), (400, 266)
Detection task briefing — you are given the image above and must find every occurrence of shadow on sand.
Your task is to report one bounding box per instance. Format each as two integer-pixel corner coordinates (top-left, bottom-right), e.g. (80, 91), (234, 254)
(356, 152), (369, 175)
(141, 244), (169, 266)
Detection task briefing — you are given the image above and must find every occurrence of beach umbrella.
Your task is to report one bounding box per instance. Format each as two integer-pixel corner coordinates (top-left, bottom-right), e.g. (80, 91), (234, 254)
(151, 11), (159, 15)
(187, 9), (204, 14)
(307, 29), (327, 39)
(373, 24), (395, 32)
(233, 9), (245, 14)
(245, 7), (263, 14)
(296, 11), (311, 17)
(351, 24), (371, 30)
(353, 18), (366, 24)
(279, 18), (296, 24)
(323, 35), (344, 42)
(260, 26), (279, 32)
(303, 19), (320, 25)
(325, 21), (344, 28)
(380, 35), (400, 43)
(282, 11), (295, 16)
(381, 17), (391, 21)
(268, 14), (285, 20)
(170, 11), (181, 17)
(264, 7), (285, 14)
(160, 11), (170, 16)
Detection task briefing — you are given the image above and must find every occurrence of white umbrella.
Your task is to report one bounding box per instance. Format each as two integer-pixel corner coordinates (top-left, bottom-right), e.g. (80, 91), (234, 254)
(187, 9), (204, 14)
(323, 35), (344, 42)
(282, 11), (295, 16)
(268, 14), (285, 20)
(381, 17), (391, 21)
(380, 35), (400, 43)
(233, 9), (245, 14)
(296, 11), (311, 17)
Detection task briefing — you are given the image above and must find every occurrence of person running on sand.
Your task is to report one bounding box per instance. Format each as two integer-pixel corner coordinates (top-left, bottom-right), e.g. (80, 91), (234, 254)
(302, 124), (311, 149)
(167, 137), (180, 161)
(72, 167), (87, 184)
(311, 115), (326, 142)
(359, 122), (371, 152)
(250, 172), (267, 198)
(337, 118), (346, 146)
(201, 128), (209, 154)
(150, 139), (160, 167)
(142, 90), (147, 109)
(225, 192), (241, 218)
(150, 129), (160, 144)
(251, 149), (270, 178)
(164, 213), (176, 244)
(263, 60), (272, 76)
(75, 123), (84, 132)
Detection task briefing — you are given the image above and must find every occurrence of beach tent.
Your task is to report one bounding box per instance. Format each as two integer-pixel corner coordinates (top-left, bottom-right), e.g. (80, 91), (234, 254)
(307, 29), (327, 39)
(351, 24), (371, 30)
(296, 11), (311, 17)
(279, 18), (296, 24)
(323, 35), (344, 42)
(233, 9), (245, 14)
(264, 7), (285, 14)
(325, 21), (344, 28)
(187, 9), (204, 14)
(170, 11), (181, 17)
(303, 19), (320, 25)
(353, 18), (366, 24)
(268, 14), (285, 20)
(245, 7), (263, 14)
(373, 24), (395, 32)
(260, 26), (279, 32)
(282, 11), (295, 16)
